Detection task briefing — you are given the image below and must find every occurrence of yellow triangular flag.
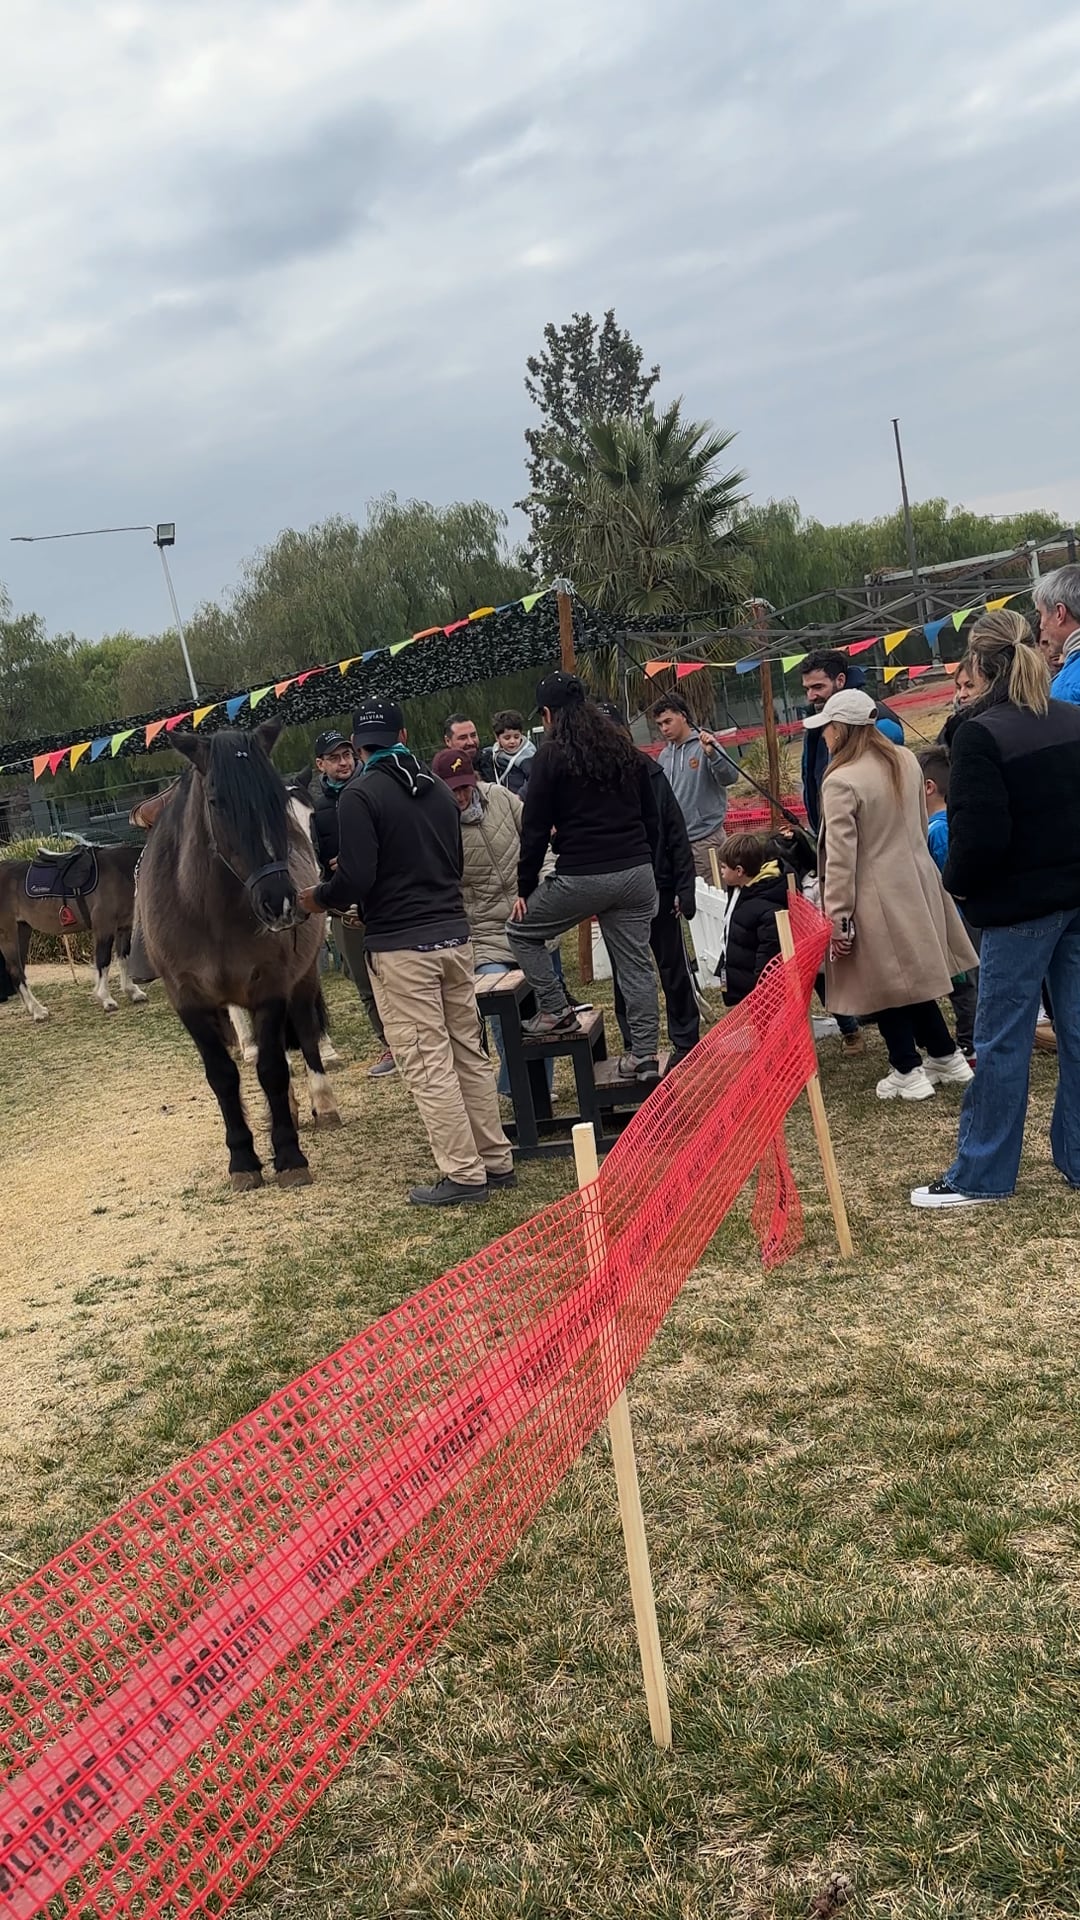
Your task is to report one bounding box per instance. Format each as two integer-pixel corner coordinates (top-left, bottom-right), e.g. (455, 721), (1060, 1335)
(985, 594), (1017, 612)
(338, 657), (361, 675)
(883, 665), (907, 683)
(68, 742), (91, 769)
(884, 628), (910, 654)
(192, 703), (217, 728)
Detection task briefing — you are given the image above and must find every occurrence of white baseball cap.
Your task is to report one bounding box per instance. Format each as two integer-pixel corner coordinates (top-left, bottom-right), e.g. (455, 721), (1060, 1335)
(803, 689), (879, 730)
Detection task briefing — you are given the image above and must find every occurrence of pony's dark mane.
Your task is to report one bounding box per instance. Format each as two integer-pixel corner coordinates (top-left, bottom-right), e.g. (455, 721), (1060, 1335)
(205, 729), (288, 859)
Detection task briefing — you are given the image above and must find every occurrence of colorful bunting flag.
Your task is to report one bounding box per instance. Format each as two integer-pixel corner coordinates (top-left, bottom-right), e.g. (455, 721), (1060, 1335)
(250, 686), (273, 709)
(165, 712), (192, 733)
(943, 661), (960, 676)
(32, 753), (50, 781)
(389, 641), (410, 657)
(644, 660), (671, 678)
(89, 737), (111, 763)
(68, 742), (91, 770)
(951, 607), (974, 631)
(337, 658), (361, 676)
(47, 749), (68, 775)
(110, 729), (136, 757)
(846, 639), (879, 656)
(225, 695), (248, 723)
(443, 619), (470, 636)
(520, 593), (544, 615)
(986, 594), (1018, 612)
(410, 627), (442, 642)
(468, 607), (496, 621)
(676, 662), (705, 679)
(908, 665), (932, 678)
(923, 617), (949, 647)
(144, 720), (168, 747)
(883, 665), (907, 683)
(884, 629), (910, 654)
(274, 679), (296, 698)
(735, 658), (759, 674)
(296, 668), (324, 685)
(192, 704), (217, 728)
(781, 654), (807, 673)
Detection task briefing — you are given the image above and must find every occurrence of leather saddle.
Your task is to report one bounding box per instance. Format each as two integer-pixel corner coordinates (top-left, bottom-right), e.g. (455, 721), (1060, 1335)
(24, 844), (99, 922)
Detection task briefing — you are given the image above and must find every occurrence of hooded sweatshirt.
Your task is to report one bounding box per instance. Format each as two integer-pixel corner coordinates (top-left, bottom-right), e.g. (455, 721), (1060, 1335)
(315, 748), (469, 949)
(657, 729), (739, 839)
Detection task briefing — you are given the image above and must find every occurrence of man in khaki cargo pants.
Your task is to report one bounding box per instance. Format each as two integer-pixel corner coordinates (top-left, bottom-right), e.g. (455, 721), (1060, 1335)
(299, 699), (514, 1208)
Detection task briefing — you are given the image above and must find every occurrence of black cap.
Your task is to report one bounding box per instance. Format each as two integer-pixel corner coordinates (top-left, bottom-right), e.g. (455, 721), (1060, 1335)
(536, 670), (586, 713)
(352, 699), (405, 748)
(314, 729), (351, 758)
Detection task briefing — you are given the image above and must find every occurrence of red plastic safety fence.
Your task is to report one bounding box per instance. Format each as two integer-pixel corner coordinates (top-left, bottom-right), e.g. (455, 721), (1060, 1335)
(0, 896), (829, 1920)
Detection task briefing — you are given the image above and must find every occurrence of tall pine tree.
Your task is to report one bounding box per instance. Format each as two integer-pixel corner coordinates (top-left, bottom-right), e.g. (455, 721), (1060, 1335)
(518, 310), (660, 573)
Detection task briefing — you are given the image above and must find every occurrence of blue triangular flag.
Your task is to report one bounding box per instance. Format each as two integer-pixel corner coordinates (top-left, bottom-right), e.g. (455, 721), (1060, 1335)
(735, 656), (760, 674)
(226, 694), (248, 722)
(923, 617), (948, 649)
(89, 736), (111, 762)
(361, 649), (379, 661)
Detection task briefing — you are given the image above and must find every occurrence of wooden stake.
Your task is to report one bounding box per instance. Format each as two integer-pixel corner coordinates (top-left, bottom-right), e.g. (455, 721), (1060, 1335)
(709, 847), (722, 891)
(557, 586), (594, 987)
(750, 597), (783, 825)
(774, 910), (854, 1259)
(572, 1123), (672, 1749)
(61, 935), (79, 985)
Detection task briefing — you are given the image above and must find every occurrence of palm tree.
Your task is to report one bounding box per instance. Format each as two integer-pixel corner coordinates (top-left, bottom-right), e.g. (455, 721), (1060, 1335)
(539, 401), (751, 705)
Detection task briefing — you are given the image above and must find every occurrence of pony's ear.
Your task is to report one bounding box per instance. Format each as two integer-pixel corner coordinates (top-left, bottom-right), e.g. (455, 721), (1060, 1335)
(170, 731), (209, 773)
(254, 720), (282, 758)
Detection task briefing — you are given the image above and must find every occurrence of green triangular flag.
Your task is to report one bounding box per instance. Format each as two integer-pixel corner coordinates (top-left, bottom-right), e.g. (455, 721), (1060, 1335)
(250, 685), (274, 708)
(520, 591), (544, 614)
(951, 607), (974, 631)
(781, 653), (807, 673)
(110, 728), (136, 756)
(389, 640), (410, 656)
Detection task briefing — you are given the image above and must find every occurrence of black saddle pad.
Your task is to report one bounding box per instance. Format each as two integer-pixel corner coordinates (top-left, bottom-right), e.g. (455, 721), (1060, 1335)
(25, 846), (98, 901)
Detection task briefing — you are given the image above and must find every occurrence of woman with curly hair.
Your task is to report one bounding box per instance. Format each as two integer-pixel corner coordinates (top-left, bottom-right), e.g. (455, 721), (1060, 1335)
(507, 672), (662, 1081)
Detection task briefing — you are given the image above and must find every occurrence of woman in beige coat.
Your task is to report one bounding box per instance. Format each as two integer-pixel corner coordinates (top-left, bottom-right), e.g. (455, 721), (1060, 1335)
(809, 688), (978, 1101)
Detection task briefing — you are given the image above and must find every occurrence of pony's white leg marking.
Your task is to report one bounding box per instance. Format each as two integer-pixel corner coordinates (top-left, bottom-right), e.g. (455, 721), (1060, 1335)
(230, 1006), (258, 1063)
(307, 1063), (341, 1123)
(94, 966), (118, 1013)
(117, 954), (148, 1004)
(19, 980), (49, 1021)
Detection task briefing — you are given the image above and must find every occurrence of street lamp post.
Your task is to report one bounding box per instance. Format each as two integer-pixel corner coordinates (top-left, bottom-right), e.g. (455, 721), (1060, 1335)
(10, 521), (200, 703)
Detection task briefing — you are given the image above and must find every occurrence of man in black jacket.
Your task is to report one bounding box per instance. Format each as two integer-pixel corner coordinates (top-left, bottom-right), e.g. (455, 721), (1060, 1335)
(298, 701), (514, 1207)
(597, 705), (701, 1062)
(309, 730), (395, 1078)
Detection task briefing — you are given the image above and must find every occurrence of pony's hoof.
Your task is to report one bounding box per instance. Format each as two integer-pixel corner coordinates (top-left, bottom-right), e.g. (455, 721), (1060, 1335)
(276, 1165), (313, 1188)
(313, 1110), (343, 1130)
(230, 1170), (264, 1192)
(32, 1009), (49, 1024)
(129, 989), (149, 1006)
(102, 1001), (119, 1014)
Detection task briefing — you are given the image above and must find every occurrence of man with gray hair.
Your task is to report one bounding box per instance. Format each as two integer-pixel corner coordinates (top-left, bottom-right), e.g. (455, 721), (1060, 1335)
(1036, 566), (1080, 696)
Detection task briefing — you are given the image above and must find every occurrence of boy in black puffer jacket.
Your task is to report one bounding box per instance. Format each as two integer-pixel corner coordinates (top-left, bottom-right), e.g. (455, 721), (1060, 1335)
(715, 831), (789, 1005)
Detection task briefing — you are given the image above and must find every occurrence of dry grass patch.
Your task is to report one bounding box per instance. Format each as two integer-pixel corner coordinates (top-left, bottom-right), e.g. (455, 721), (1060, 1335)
(2, 970), (1080, 1916)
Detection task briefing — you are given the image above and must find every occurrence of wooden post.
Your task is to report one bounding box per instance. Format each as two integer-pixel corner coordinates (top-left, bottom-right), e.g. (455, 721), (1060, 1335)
(709, 847), (722, 891)
(557, 586), (595, 988)
(572, 1122), (672, 1749)
(750, 597), (783, 826)
(61, 935), (79, 985)
(774, 910), (854, 1260)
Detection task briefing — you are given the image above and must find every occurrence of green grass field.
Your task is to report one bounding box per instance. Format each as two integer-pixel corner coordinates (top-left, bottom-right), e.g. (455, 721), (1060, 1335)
(1, 954), (1079, 1919)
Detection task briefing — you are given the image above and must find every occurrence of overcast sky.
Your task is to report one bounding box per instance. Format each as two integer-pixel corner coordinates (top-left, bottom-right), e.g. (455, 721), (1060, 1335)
(3, 0), (1079, 641)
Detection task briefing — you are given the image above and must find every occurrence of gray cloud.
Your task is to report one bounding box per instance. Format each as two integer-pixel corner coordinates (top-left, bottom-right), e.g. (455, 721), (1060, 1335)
(3, 0), (1080, 641)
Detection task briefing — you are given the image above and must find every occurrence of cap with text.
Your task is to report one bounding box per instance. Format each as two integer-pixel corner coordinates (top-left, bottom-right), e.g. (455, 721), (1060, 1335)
(352, 700), (405, 748)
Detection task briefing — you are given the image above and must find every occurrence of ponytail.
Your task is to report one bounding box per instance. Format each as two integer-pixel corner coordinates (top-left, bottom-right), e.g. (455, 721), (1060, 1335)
(964, 608), (1049, 717)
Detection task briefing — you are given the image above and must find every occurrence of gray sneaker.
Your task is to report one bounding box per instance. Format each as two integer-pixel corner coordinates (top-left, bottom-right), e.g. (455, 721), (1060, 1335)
(368, 1048), (397, 1078)
(408, 1178), (489, 1208)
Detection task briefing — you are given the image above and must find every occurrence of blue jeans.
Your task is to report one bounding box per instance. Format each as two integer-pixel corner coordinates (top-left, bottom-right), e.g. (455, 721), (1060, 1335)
(946, 908), (1080, 1198)
(476, 960), (556, 1099)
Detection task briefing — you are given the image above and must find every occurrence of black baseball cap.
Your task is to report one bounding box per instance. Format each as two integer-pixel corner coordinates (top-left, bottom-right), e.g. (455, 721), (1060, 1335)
(352, 699), (405, 748)
(536, 670), (586, 712)
(314, 729), (352, 758)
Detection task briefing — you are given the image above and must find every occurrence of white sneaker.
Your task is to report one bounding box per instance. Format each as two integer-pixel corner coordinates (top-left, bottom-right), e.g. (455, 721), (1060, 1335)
(811, 1015), (841, 1040)
(911, 1180), (999, 1210)
(924, 1050), (974, 1088)
(876, 1065), (935, 1101)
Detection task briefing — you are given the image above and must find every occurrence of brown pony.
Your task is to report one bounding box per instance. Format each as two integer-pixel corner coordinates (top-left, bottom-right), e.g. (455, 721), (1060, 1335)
(137, 721), (340, 1189)
(0, 843), (144, 1021)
